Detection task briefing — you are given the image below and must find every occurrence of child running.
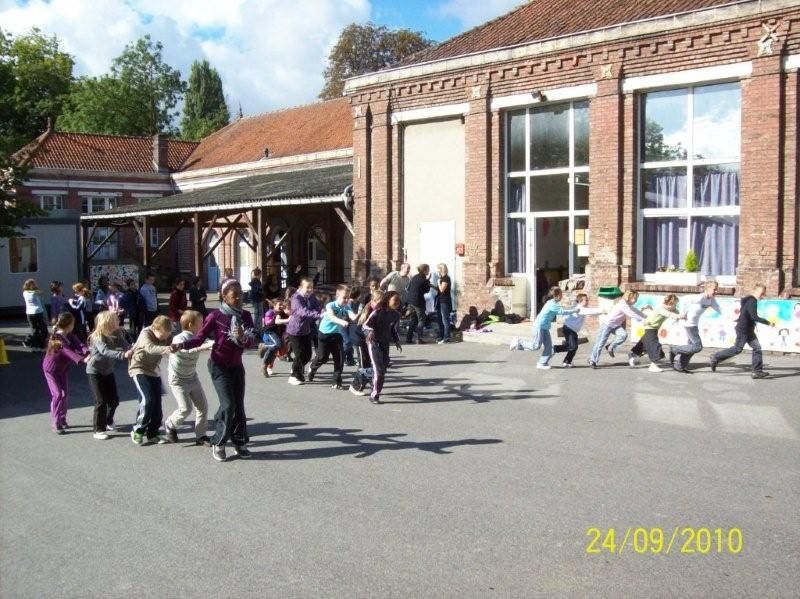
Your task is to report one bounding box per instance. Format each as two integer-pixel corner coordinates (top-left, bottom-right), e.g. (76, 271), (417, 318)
(258, 299), (290, 377)
(86, 311), (132, 439)
(42, 313), (88, 434)
(589, 289), (647, 368)
(164, 310), (214, 446)
(669, 281), (721, 373)
(67, 282), (91, 343)
(361, 291), (402, 405)
(511, 286), (579, 370)
(553, 292), (603, 367)
(710, 284), (775, 379)
(286, 278), (323, 386)
(349, 290), (381, 397)
(178, 279), (257, 462)
(129, 315), (175, 445)
(627, 294), (684, 372)
(22, 279), (48, 350)
(308, 285), (357, 390)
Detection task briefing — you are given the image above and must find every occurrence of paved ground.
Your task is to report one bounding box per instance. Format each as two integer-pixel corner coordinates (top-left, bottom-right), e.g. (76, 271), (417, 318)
(0, 318), (798, 598)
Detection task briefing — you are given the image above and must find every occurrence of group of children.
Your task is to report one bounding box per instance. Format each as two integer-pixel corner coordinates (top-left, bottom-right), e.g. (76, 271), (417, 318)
(36, 271), (406, 462)
(512, 280), (777, 379)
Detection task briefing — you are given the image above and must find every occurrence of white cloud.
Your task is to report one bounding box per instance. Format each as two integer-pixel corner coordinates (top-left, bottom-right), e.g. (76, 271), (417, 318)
(0, 0), (370, 115)
(436, 0), (525, 29)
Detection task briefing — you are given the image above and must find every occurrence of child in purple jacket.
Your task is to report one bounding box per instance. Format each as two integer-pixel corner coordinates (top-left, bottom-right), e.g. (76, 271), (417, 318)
(178, 279), (257, 462)
(42, 312), (88, 434)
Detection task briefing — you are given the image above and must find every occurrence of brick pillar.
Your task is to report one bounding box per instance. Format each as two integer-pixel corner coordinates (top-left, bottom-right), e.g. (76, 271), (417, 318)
(489, 108), (504, 278)
(782, 69), (798, 288)
(351, 103), (370, 281)
(462, 86), (492, 310)
(738, 50), (784, 295)
(390, 122), (404, 269)
(587, 63), (624, 291)
(369, 99), (392, 277)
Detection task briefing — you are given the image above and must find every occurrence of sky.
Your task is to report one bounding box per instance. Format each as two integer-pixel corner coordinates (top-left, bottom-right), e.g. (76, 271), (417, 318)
(0, 0), (523, 116)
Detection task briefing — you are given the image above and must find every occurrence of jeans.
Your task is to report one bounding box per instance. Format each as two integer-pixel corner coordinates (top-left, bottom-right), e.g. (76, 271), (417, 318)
(711, 330), (764, 372)
(167, 375), (208, 438)
(672, 326), (703, 370)
(629, 329), (664, 363)
(406, 305), (426, 343)
(288, 334), (313, 380)
(88, 372), (120, 433)
(554, 327), (579, 364)
(590, 324), (627, 364)
(208, 361), (247, 446)
(520, 327), (553, 365)
(310, 331), (344, 385)
(132, 374), (163, 438)
(436, 303), (452, 341)
(261, 331), (283, 367)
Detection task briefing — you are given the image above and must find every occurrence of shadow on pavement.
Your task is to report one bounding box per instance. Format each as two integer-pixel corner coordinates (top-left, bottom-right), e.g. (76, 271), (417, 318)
(245, 421), (503, 460)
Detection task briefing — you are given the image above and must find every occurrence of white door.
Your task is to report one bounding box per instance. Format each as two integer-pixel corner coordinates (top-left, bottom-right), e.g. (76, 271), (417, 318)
(420, 220), (456, 310)
(238, 232), (251, 290)
(308, 227), (327, 282)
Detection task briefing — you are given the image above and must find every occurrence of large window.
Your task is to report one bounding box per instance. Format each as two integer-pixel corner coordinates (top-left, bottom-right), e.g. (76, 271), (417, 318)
(81, 195), (120, 260)
(37, 194), (64, 212)
(639, 82), (741, 281)
(9, 238), (38, 273)
(505, 101), (590, 276)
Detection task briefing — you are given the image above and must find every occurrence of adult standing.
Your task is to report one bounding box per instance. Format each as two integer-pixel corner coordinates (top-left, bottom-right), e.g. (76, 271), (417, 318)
(710, 284), (774, 379)
(249, 268), (265, 331)
(435, 263), (453, 344)
(286, 278), (323, 386)
(405, 264), (431, 344)
(380, 263), (411, 305)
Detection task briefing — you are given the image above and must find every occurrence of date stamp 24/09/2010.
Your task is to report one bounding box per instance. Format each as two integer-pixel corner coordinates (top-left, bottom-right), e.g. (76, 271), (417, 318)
(586, 527), (743, 556)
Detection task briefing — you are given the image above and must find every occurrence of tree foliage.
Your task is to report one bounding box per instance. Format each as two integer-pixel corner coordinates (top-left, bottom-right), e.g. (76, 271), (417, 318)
(0, 152), (41, 238)
(181, 60), (229, 141)
(58, 35), (185, 136)
(0, 27), (74, 154)
(319, 23), (433, 100)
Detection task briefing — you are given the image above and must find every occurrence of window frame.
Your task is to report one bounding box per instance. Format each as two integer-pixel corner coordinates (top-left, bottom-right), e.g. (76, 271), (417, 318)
(36, 193), (65, 212)
(636, 82), (741, 285)
(81, 195), (121, 260)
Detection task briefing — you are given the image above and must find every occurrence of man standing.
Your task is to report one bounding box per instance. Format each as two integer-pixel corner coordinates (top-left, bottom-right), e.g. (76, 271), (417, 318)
(380, 263), (411, 305)
(670, 280), (721, 373)
(405, 264), (431, 344)
(710, 284), (774, 379)
(139, 273), (158, 327)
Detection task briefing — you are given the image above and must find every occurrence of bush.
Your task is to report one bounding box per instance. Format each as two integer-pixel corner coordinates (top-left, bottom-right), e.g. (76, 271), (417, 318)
(684, 250), (699, 273)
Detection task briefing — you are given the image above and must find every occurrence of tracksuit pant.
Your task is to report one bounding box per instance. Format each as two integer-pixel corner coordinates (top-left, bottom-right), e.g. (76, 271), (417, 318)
(367, 341), (390, 401)
(310, 331), (344, 386)
(88, 372), (120, 433)
(44, 370), (69, 429)
(208, 362), (248, 447)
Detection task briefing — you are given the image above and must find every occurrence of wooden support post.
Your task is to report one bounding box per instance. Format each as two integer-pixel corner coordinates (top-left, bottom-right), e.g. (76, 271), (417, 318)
(142, 216), (150, 272)
(256, 208), (265, 276)
(86, 225), (122, 261)
(150, 219), (187, 259)
(193, 212), (202, 283)
(334, 207), (354, 236)
(79, 222), (89, 280)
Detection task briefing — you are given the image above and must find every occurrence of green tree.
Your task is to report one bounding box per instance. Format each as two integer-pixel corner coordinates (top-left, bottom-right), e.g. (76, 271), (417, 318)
(0, 152), (42, 239)
(0, 27), (74, 154)
(180, 59), (229, 141)
(319, 23), (433, 100)
(58, 35), (185, 136)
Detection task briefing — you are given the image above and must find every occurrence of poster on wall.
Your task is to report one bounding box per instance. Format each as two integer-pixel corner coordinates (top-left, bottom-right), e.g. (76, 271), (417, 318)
(90, 264), (140, 288)
(630, 294), (800, 354)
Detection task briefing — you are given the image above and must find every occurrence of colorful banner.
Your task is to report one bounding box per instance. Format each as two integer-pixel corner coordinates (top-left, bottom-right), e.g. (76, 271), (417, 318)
(631, 294), (800, 353)
(90, 264), (140, 288)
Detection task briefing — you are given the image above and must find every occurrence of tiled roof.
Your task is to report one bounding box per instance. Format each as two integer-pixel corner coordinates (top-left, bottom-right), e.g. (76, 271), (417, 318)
(180, 98), (352, 171)
(15, 130), (197, 173)
(82, 164), (352, 218)
(402, 0), (746, 66)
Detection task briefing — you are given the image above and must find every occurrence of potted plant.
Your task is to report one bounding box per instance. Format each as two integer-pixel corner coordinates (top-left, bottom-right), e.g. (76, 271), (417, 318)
(648, 252), (702, 285)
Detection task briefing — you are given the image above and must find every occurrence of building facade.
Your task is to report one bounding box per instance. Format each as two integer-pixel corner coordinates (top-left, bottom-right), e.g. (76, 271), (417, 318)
(344, 0), (800, 317)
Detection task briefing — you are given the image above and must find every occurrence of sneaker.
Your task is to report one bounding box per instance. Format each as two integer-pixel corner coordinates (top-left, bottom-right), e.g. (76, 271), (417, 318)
(562, 362), (574, 368)
(307, 367), (316, 382)
(146, 435), (169, 445)
(233, 445), (252, 459)
(212, 444), (227, 462)
(628, 354), (639, 367)
(331, 383), (345, 390)
(509, 337), (519, 351)
(709, 359), (718, 372)
(105, 424), (117, 432)
(588, 361), (598, 370)
(369, 396), (381, 404)
(536, 363), (551, 370)
(131, 430), (144, 445)
(196, 436), (212, 447)
(287, 376), (303, 386)
(605, 344), (615, 359)
(54, 426), (66, 435)
(93, 431), (109, 440)
(751, 370), (770, 379)
(648, 363), (663, 373)
(349, 385), (367, 396)
(257, 343), (267, 359)
(266, 366), (274, 377)
(437, 339), (448, 345)
(164, 424), (179, 444)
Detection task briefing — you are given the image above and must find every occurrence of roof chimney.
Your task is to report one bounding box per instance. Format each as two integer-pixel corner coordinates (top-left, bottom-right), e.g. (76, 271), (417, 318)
(152, 133), (169, 173)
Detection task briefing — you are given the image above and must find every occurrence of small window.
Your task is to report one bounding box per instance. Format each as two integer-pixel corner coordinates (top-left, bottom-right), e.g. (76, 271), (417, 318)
(9, 238), (38, 273)
(37, 194), (64, 211)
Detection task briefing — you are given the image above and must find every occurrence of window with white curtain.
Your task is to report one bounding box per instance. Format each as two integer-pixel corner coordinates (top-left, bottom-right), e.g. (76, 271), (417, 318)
(37, 194), (64, 211)
(639, 82), (741, 281)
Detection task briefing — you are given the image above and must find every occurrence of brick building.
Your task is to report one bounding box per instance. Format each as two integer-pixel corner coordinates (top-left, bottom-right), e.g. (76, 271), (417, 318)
(344, 0), (800, 317)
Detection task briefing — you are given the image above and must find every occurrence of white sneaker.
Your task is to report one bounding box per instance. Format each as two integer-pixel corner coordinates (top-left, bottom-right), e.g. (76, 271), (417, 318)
(536, 363), (551, 370)
(105, 424), (117, 432)
(562, 362), (574, 368)
(266, 367), (273, 376)
(628, 356), (639, 367)
(287, 376), (303, 386)
(93, 432), (109, 440)
(509, 337), (519, 351)
(349, 385), (366, 396)
(648, 363), (663, 373)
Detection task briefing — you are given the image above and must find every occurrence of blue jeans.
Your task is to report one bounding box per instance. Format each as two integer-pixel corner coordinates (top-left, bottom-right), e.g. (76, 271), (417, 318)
(671, 326), (702, 369)
(590, 324), (627, 364)
(261, 331), (282, 366)
(520, 327), (553, 365)
(436, 303), (452, 341)
(711, 330), (764, 372)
